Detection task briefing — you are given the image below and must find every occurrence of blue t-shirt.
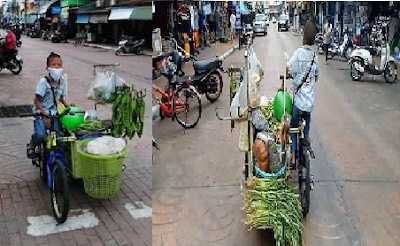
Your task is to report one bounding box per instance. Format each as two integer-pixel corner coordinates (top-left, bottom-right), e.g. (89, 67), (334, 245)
(32, 77), (66, 116)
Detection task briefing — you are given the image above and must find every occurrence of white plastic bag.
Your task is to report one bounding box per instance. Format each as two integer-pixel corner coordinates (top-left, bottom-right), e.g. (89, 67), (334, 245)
(248, 51), (263, 108)
(85, 136), (126, 155)
(87, 71), (125, 103)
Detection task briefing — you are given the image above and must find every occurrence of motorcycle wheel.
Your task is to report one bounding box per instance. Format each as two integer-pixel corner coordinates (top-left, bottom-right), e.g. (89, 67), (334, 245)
(205, 71), (223, 103)
(135, 46), (144, 55)
(9, 59), (22, 75)
(115, 49), (122, 56)
(350, 61), (362, 81)
(384, 61), (398, 84)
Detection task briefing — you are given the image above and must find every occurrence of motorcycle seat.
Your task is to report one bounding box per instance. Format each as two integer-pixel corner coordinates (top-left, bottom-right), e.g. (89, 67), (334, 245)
(193, 57), (219, 73)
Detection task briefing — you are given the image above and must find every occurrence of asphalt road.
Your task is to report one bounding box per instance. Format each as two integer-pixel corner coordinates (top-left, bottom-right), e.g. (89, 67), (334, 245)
(153, 24), (400, 246)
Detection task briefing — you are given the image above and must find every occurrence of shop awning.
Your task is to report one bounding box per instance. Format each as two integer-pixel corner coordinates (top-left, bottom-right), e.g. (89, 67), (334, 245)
(39, 0), (59, 14)
(108, 7), (134, 21)
(130, 6), (152, 20)
(76, 14), (90, 24)
(89, 13), (109, 24)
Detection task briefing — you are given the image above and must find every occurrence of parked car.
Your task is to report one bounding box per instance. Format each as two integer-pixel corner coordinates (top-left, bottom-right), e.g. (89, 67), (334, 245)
(278, 14), (289, 32)
(253, 14), (268, 36)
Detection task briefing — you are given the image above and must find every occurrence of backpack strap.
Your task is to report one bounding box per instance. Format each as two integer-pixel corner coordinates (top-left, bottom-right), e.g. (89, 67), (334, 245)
(44, 76), (58, 109)
(294, 52), (315, 97)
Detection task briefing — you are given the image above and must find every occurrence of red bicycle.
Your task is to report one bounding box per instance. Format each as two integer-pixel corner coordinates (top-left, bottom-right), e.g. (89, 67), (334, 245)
(152, 77), (202, 129)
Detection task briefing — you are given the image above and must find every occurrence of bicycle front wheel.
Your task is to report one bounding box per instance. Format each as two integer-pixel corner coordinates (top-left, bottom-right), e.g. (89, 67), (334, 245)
(50, 159), (69, 224)
(174, 87), (202, 129)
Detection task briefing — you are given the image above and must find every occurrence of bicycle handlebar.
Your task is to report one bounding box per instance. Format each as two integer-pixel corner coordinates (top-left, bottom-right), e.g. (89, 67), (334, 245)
(20, 110), (85, 118)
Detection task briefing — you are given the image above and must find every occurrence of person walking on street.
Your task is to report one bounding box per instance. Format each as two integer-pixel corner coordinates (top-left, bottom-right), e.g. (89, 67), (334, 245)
(230, 11), (236, 44)
(323, 18), (332, 65)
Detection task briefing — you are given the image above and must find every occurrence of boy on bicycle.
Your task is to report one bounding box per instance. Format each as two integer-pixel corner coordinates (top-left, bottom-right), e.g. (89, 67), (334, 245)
(286, 21), (318, 167)
(27, 52), (73, 158)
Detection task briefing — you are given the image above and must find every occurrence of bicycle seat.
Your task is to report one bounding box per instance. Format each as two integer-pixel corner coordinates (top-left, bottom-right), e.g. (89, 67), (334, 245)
(193, 57), (219, 73)
(174, 75), (190, 85)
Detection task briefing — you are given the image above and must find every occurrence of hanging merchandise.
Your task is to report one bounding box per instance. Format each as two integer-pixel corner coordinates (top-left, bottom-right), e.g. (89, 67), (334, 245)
(111, 85), (146, 139)
(248, 49), (264, 108)
(87, 66), (126, 103)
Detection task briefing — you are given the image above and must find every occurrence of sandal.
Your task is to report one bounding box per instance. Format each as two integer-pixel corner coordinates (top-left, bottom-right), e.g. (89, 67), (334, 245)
(26, 144), (36, 159)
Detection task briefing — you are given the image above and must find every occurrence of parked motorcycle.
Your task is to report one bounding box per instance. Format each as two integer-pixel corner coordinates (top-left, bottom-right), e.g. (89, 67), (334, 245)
(164, 38), (224, 103)
(115, 36), (145, 56)
(29, 28), (41, 38)
(51, 30), (62, 43)
(0, 49), (23, 75)
(319, 33), (353, 60)
(16, 39), (22, 47)
(239, 24), (254, 49)
(349, 43), (397, 83)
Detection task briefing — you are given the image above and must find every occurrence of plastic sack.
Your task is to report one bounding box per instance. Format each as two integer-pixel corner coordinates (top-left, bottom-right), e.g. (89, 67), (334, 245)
(85, 136), (126, 156)
(87, 71), (125, 103)
(248, 50), (263, 108)
(230, 69), (248, 119)
(252, 108), (269, 132)
(84, 110), (98, 121)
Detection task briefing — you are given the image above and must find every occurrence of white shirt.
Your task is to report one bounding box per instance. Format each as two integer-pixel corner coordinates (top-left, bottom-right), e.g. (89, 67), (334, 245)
(230, 14), (236, 29)
(287, 46), (319, 112)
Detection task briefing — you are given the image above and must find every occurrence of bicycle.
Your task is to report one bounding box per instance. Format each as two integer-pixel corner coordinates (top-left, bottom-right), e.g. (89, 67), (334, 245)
(289, 108), (315, 216)
(20, 109), (85, 224)
(152, 74), (202, 129)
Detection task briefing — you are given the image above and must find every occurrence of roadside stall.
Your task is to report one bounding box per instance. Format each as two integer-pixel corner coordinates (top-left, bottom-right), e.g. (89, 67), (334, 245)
(21, 65), (146, 224)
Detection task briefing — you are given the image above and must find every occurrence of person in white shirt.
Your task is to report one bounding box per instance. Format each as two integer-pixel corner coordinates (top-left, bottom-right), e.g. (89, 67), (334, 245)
(286, 21), (319, 167)
(230, 12), (236, 44)
(323, 18), (333, 64)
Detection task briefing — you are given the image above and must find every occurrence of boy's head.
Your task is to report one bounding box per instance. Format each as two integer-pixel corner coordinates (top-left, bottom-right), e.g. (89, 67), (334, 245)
(303, 21), (316, 46)
(46, 52), (63, 81)
(47, 52), (62, 69)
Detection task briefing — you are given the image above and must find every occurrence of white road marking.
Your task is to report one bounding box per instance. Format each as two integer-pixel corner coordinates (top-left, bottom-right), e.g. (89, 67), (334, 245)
(125, 202), (152, 219)
(27, 209), (99, 237)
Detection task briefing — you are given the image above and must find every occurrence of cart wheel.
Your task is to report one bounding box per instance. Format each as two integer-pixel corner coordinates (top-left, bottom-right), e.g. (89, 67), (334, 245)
(299, 149), (310, 216)
(50, 159), (69, 224)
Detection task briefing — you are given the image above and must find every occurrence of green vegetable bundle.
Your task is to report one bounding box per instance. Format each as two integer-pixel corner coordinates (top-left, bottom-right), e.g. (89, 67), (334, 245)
(260, 101), (280, 133)
(75, 120), (104, 135)
(243, 177), (304, 246)
(111, 86), (145, 139)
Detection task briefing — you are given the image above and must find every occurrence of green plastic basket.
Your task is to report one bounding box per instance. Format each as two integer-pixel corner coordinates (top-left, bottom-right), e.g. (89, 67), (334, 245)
(77, 139), (127, 199)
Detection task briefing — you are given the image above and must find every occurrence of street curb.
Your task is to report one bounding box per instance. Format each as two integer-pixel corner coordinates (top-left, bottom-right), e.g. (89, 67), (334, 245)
(88, 44), (152, 56)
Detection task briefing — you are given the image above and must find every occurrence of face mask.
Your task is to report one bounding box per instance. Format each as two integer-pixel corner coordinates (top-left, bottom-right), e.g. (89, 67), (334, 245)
(48, 68), (63, 81)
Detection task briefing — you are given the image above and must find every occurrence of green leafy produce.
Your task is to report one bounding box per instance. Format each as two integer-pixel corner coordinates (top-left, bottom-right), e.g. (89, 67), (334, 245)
(243, 177), (304, 246)
(260, 101), (280, 133)
(111, 87), (145, 139)
(75, 120), (104, 135)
